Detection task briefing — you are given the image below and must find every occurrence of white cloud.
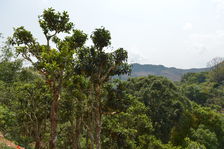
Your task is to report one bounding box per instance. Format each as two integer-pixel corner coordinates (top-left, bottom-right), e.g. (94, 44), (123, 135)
(183, 22), (193, 31)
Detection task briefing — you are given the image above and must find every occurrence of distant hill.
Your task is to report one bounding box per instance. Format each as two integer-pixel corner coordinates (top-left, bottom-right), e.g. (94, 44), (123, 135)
(119, 63), (209, 81)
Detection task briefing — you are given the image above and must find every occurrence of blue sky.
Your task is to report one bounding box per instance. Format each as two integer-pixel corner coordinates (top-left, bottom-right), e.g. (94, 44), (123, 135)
(1, 0), (224, 68)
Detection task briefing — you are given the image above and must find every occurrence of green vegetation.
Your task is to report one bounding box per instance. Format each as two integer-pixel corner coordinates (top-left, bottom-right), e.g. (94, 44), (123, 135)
(1, 8), (224, 149)
(0, 143), (15, 149)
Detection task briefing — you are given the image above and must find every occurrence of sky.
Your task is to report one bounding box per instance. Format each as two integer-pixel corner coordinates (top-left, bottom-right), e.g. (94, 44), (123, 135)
(1, 0), (224, 68)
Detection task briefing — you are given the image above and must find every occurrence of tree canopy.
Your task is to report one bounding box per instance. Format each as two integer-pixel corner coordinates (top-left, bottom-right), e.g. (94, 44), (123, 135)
(0, 7), (224, 149)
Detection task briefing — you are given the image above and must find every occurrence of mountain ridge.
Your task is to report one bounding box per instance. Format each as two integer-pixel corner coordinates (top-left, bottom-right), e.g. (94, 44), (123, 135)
(120, 63), (209, 81)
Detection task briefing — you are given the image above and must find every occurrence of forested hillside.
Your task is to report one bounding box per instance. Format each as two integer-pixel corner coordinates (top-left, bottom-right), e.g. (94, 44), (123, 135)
(119, 63), (208, 81)
(1, 8), (224, 149)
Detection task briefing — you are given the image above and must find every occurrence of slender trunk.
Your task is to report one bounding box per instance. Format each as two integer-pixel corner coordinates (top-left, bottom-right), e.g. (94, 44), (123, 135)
(88, 88), (95, 149)
(76, 117), (82, 149)
(89, 127), (94, 149)
(95, 85), (102, 149)
(72, 117), (82, 149)
(34, 130), (41, 149)
(35, 139), (41, 149)
(86, 128), (89, 149)
(71, 120), (76, 149)
(35, 120), (42, 149)
(85, 112), (94, 149)
(95, 103), (101, 149)
(49, 89), (60, 149)
(89, 110), (95, 149)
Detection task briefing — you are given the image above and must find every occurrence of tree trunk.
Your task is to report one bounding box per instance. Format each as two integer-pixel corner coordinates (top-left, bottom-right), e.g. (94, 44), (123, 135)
(95, 84), (102, 149)
(85, 111), (94, 149)
(35, 139), (41, 149)
(34, 128), (41, 149)
(86, 129), (89, 149)
(71, 117), (82, 149)
(95, 103), (102, 149)
(76, 117), (82, 149)
(49, 89), (60, 149)
(34, 119), (42, 149)
(89, 125), (94, 149)
(89, 110), (95, 149)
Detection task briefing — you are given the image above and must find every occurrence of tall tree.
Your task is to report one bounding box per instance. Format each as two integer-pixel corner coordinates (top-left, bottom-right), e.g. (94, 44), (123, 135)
(12, 79), (51, 149)
(76, 27), (131, 149)
(59, 75), (90, 149)
(9, 8), (87, 149)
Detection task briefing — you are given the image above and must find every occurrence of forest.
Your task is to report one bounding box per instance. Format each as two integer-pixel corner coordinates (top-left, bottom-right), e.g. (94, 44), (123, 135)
(1, 8), (224, 149)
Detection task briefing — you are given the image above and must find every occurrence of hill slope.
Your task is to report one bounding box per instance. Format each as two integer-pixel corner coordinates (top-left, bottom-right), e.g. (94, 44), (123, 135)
(120, 63), (209, 81)
(0, 133), (24, 149)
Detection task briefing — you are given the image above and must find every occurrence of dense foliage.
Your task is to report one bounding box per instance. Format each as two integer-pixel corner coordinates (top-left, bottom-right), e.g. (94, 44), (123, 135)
(1, 8), (224, 149)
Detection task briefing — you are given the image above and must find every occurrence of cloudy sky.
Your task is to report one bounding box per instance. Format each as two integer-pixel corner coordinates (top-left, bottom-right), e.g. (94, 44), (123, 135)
(1, 0), (224, 68)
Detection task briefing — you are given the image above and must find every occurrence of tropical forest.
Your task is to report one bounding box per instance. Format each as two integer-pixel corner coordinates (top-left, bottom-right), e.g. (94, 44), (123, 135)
(1, 7), (224, 149)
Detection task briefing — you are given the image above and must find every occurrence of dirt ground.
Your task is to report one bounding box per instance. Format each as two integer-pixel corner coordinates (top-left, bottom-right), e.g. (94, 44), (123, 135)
(0, 133), (25, 149)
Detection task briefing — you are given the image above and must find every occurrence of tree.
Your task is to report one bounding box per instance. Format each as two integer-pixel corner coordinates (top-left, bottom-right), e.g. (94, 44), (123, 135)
(191, 105), (224, 148)
(0, 60), (23, 83)
(76, 27), (131, 149)
(207, 57), (224, 83)
(102, 96), (153, 149)
(12, 79), (51, 149)
(0, 35), (22, 84)
(183, 137), (206, 149)
(9, 8), (87, 149)
(183, 84), (210, 105)
(124, 76), (190, 143)
(181, 72), (208, 84)
(189, 124), (218, 149)
(59, 75), (90, 149)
